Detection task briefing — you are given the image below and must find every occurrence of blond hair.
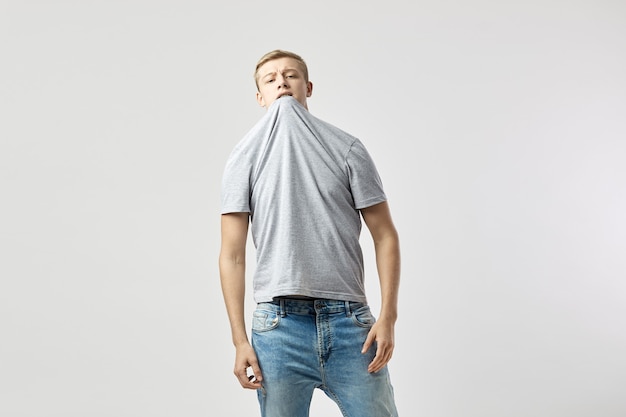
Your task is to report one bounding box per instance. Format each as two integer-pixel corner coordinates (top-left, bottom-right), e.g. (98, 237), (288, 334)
(254, 50), (309, 90)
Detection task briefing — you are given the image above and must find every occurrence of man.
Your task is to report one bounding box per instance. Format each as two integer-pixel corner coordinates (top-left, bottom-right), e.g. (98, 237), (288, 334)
(219, 49), (400, 417)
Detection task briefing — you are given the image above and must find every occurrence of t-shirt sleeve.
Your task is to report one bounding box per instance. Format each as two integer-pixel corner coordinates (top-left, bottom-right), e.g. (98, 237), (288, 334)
(220, 151), (252, 214)
(346, 139), (387, 209)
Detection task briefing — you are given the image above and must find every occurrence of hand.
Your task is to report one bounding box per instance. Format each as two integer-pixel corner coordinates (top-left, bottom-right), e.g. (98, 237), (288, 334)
(361, 318), (395, 373)
(234, 342), (263, 389)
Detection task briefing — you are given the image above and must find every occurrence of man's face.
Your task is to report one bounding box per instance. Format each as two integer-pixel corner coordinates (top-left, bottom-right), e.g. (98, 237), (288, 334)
(256, 57), (313, 110)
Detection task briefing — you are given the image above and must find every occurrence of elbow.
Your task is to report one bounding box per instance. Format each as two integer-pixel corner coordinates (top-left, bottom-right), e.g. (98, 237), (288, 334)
(219, 251), (246, 269)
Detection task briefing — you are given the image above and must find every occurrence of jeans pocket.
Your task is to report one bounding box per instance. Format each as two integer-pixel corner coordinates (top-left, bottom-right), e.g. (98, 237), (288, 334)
(252, 310), (281, 332)
(351, 305), (376, 328)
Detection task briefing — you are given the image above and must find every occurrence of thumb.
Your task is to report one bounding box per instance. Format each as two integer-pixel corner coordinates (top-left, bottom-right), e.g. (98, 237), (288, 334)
(250, 359), (263, 382)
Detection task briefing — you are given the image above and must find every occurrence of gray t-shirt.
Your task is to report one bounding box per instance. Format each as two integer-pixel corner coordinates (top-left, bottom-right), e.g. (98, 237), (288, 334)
(221, 96), (386, 303)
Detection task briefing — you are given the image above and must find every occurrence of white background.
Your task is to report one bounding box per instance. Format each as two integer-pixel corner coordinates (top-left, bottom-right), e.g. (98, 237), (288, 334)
(1, 1), (625, 416)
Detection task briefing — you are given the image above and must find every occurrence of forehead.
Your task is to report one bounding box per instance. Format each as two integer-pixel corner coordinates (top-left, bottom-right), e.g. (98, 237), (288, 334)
(258, 57), (304, 77)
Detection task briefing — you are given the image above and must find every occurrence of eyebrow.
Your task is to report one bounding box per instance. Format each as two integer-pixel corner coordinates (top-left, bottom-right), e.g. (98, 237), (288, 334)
(261, 68), (299, 80)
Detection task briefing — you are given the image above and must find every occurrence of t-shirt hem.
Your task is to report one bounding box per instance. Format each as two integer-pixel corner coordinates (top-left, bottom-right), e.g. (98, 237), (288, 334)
(354, 194), (387, 210)
(220, 206), (251, 215)
(255, 290), (367, 304)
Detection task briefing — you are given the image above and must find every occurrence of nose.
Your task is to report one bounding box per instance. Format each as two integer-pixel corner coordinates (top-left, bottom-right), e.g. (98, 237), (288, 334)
(277, 75), (288, 88)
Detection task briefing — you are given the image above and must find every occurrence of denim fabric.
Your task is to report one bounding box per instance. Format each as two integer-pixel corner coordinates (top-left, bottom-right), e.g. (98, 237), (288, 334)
(251, 298), (398, 417)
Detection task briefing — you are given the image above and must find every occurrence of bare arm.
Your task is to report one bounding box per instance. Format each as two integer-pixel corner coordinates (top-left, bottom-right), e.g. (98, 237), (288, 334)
(219, 212), (263, 389)
(360, 201), (401, 373)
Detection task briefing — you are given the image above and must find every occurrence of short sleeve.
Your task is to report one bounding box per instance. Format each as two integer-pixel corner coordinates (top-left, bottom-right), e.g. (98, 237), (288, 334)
(220, 152), (252, 214)
(346, 139), (387, 209)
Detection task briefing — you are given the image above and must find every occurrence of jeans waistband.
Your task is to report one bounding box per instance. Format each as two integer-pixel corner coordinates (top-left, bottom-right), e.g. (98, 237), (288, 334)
(261, 298), (366, 317)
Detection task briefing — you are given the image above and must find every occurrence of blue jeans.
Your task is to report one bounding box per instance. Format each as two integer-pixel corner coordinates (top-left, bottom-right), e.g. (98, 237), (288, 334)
(251, 298), (399, 417)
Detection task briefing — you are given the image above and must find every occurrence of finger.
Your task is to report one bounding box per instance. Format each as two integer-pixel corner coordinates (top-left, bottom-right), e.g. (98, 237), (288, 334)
(368, 343), (394, 373)
(243, 378), (263, 390)
(368, 351), (389, 373)
(235, 366), (262, 390)
(361, 330), (375, 354)
(234, 367), (252, 388)
(235, 368), (248, 388)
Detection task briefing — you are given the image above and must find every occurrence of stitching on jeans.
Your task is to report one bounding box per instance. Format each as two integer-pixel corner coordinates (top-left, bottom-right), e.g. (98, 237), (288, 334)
(322, 387), (350, 417)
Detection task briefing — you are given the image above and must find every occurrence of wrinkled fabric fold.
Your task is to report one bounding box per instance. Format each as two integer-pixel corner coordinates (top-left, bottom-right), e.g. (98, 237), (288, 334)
(221, 96), (387, 303)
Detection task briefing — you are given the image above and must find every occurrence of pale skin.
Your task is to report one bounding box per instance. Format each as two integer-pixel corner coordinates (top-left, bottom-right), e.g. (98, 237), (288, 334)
(219, 57), (401, 390)
(255, 57), (313, 110)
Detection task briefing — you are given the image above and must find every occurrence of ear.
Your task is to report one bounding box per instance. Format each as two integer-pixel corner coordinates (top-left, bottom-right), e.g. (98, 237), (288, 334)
(256, 91), (265, 107)
(306, 81), (313, 97)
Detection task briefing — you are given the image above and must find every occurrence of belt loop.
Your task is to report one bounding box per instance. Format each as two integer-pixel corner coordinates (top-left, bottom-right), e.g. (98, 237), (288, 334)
(345, 300), (352, 317)
(279, 298), (286, 317)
